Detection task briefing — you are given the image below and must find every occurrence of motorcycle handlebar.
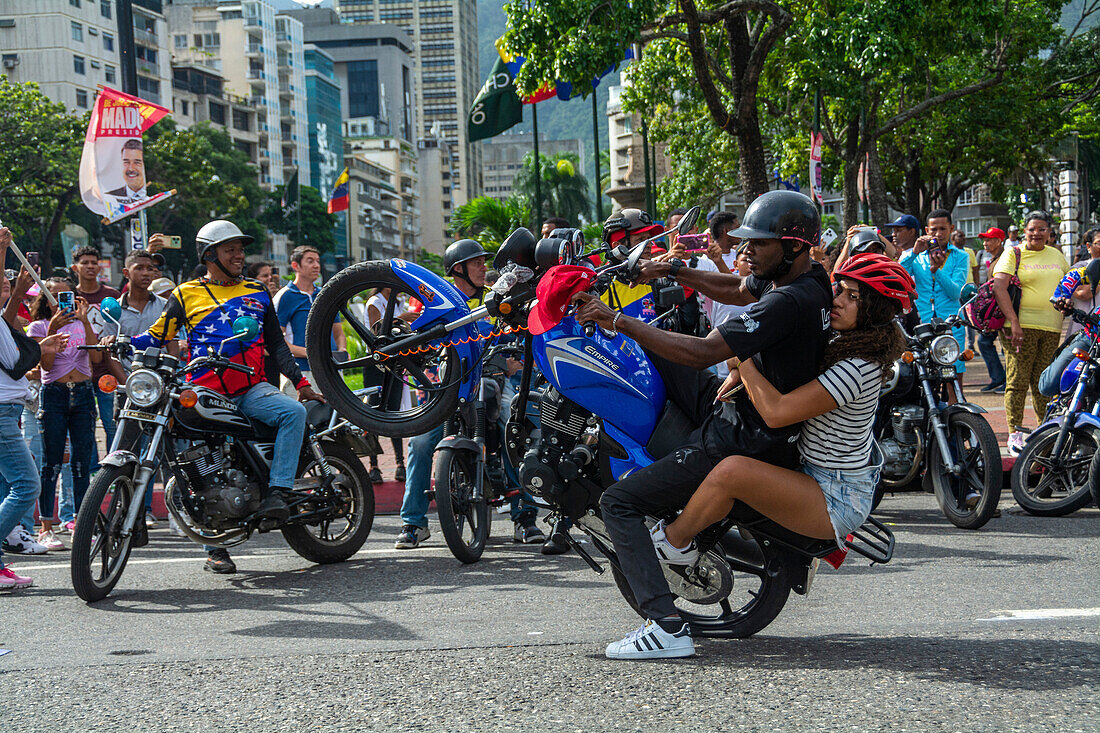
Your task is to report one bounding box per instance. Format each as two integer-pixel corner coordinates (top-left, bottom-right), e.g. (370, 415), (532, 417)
(223, 361), (255, 376)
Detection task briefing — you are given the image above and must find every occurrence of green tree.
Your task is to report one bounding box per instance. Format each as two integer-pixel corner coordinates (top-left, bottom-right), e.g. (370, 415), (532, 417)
(0, 77), (86, 273)
(261, 184), (337, 255)
(512, 151), (591, 226)
(450, 195), (531, 251)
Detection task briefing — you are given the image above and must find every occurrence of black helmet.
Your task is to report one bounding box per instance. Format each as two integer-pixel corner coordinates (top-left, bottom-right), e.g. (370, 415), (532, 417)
(729, 190), (820, 248)
(848, 227), (885, 255)
(196, 220), (254, 263)
(443, 239), (489, 276)
(603, 208), (660, 244)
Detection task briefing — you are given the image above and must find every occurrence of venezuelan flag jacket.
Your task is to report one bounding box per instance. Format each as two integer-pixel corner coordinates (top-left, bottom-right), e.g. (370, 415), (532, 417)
(132, 277), (307, 397)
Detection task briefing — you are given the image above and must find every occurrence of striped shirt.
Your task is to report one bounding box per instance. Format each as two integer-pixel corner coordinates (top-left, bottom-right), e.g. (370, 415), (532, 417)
(798, 358), (882, 469)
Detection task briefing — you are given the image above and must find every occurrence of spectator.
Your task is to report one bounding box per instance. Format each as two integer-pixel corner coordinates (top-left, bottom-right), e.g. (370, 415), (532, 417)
(884, 214), (921, 258)
(248, 260), (280, 298)
(1006, 224), (1021, 247)
(150, 277), (175, 298)
(1040, 252), (1100, 398)
(364, 287), (412, 483)
(992, 210), (1069, 454)
(70, 245), (121, 463)
(27, 278), (103, 550)
(899, 209), (970, 391)
(975, 227), (1007, 392)
(951, 231), (977, 284)
(834, 226), (896, 271)
(274, 245), (347, 395)
(694, 212), (749, 376)
(1063, 227), (1100, 338)
(541, 217), (570, 239)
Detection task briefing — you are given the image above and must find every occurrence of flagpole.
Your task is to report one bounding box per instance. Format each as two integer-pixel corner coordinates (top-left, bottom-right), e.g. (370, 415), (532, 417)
(640, 112), (653, 217)
(592, 93), (603, 223)
(532, 104), (542, 233)
(296, 166), (301, 247)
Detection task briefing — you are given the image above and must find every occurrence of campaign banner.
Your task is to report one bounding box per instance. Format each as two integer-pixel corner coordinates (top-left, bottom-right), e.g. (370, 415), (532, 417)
(79, 87), (170, 223)
(809, 132), (823, 205)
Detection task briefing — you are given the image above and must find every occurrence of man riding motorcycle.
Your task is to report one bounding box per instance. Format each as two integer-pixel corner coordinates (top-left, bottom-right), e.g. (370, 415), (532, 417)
(395, 239), (545, 549)
(571, 190), (833, 659)
(128, 220), (322, 573)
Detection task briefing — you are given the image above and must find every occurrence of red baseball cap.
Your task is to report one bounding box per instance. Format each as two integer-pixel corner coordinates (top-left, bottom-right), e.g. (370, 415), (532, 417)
(978, 227), (1006, 240)
(529, 265), (597, 335)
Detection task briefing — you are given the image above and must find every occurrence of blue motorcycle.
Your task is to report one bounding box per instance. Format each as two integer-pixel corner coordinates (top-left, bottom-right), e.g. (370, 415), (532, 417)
(1011, 305), (1100, 516)
(305, 211), (894, 638)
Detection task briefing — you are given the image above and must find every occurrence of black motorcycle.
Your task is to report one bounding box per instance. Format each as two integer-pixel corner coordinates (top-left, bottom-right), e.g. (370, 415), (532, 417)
(873, 314), (1002, 529)
(69, 315), (375, 602)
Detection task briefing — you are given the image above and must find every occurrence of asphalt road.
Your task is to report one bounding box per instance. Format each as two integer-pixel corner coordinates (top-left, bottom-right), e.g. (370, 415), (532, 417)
(1, 495), (1097, 732)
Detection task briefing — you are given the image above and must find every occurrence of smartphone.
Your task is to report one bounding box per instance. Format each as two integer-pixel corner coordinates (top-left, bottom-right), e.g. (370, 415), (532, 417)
(58, 290), (74, 313)
(678, 233), (709, 250)
(717, 383), (744, 402)
(166, 235), (182, 250)
(26, 251), (39, 269)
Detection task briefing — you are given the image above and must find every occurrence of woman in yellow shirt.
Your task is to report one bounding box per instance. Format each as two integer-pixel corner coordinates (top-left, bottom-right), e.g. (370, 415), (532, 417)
(991, 211), (1069, 454)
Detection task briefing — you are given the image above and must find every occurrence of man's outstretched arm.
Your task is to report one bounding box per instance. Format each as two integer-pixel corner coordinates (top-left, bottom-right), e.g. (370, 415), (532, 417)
(635, 260), (757, 306)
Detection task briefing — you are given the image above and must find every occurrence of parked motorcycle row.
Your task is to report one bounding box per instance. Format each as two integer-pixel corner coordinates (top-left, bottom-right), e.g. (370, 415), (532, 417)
(70, 208), (1098, 640)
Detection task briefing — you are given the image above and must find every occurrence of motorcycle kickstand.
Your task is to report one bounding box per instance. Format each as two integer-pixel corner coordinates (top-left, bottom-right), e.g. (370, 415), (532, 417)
(565, 532), (604, 574)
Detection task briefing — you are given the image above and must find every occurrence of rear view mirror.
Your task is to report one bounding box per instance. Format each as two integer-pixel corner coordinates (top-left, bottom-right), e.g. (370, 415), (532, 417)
(99, 296), (122, 323)
(678, 206), (701, 235)
(232, 316), (260, 340)
(1086, 258), (1100, 289)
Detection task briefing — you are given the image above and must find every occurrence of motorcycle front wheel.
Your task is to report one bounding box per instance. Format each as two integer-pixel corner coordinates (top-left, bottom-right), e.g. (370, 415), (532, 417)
(1011, 423), (1097, 517)
(930, 411), (1002, 529)
(305, 261), (463, 438)
(70, 464), (137, 602)
(282, 442), (375, 563)
(434, 448), (491, 564)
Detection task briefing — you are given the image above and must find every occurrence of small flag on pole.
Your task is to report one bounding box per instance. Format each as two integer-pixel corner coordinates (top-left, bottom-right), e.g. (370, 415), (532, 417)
(327, 167), (349, 214)
(281, 167), (299, 215)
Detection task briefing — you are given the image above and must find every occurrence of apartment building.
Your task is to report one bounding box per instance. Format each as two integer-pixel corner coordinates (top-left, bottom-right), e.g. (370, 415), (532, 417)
(349, 138), (419, 260)
(346, 154), (405, 262)
(417, 123), (455, 256)
(481, 132), (585, 205)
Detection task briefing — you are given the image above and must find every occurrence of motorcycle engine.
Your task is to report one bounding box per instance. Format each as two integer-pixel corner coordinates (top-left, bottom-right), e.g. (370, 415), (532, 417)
(176, 443), (259, 529)
(880, 405), (923, 481)
(518, 387), (600, 505)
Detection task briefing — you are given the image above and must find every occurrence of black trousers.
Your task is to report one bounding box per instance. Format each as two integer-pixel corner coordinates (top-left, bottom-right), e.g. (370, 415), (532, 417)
(600, 352), (799, 620)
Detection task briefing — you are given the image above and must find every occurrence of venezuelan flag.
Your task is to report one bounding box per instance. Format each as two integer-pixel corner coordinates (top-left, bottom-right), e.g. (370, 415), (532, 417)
(495, 38), (556, 104)
(327, 167), (349, 214)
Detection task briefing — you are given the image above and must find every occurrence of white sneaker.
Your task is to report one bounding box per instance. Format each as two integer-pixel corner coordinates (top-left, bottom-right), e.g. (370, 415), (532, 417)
(2, 526), (48, 555)
(145, 512), (157, 528)
(606, 619), (695, 660)
(650, 519), (700, 567)
(37, 530), (65, 552)
(168, 514), (186, 538)
(1007, 430), (1027, 456)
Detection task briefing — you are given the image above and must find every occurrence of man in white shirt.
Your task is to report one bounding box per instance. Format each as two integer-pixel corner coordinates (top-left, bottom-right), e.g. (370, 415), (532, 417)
(692, 211), (749, 377)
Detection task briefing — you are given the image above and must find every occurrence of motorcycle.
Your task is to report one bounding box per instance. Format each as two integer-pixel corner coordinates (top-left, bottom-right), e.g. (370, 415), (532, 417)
(872, 313), (1002, 529)
(1012, 305), (1100, 516)
(305, 209), (895, 638)
(69, 301), (375, 602)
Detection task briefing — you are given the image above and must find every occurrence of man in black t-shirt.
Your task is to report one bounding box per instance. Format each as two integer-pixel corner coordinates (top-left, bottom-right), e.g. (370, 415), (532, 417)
(572, 191), (832, 659)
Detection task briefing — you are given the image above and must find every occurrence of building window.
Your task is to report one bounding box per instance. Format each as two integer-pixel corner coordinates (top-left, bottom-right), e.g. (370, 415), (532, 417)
(76, 89), (88, 108)
(71, 21), (83, 42)
(232, 109), (250, 131)
(174, 34), (187, 49)
(209, 101), (227, 125)
(136, 46), (157, 64)
(346, 60), (379, 119)
(180, 99), (189, 116)
(90, 60), (100, 69)
(103, 33), (114, 52)
(104, 65), (115, 83)
(100, 1), (111, 19)
(73, 55), (85, 75)
(69, 0), (80, 7)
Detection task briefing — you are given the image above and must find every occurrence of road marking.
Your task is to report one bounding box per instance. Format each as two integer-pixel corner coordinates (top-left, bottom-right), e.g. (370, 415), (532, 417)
(979, 607), (1100, 621)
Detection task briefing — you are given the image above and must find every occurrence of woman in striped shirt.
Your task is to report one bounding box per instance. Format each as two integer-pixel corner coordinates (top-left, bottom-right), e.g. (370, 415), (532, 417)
(653, 254), (915, 558)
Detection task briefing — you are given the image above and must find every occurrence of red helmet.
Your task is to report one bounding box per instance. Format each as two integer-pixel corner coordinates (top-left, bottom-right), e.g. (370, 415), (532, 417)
(833, 253), (917, 314)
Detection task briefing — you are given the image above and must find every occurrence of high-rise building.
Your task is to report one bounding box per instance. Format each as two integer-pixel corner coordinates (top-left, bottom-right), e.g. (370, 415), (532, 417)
(417, 123), (455, 256)
(303, 44), (346, 264)
(170, 63), (261, 166)
(481, 132), (585, 206)
(0, 0), (171, 111)
(332, 0), (481, 214)
(606, 84), (668, 213)
(346, 155), (403, 262)
(349, 138), (418, 260)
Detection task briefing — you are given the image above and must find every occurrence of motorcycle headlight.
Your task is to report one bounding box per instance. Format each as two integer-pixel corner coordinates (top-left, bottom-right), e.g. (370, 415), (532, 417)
(930, 335), (960, 366)
(126, 369), (164, 407)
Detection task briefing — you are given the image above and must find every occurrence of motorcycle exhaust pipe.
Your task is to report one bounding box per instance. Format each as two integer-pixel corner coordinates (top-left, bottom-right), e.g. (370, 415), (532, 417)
(165, 478), (249, 549)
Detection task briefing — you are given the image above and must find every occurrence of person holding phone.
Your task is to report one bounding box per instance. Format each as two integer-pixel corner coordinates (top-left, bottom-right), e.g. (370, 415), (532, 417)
(26, 278), (102, 550)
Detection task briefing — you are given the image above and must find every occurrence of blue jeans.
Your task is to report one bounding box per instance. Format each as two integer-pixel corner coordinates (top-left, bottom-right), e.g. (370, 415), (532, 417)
(21, 406), (73, 527)
(500, 375), (538, 524)
(0, 403), (40, 568)
(1039, 333), (1090, 397)
(977, 331), (1006, 386)
(400, 423), (445, 529)
(231, 381), (306, 490)
(93, 384), (117, 471)
(40, 382), (96, 523)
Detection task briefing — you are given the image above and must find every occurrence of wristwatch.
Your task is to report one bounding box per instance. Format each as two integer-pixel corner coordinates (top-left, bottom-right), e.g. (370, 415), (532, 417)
(667, 258), (685, 279)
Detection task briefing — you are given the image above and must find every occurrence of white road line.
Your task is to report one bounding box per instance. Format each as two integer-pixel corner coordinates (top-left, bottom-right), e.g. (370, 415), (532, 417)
(8, 547), (435, 573)
(979, 607), (1100, 621)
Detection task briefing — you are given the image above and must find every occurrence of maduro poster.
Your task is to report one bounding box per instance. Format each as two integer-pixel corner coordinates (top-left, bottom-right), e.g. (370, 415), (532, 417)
(78, 87), (171, 223)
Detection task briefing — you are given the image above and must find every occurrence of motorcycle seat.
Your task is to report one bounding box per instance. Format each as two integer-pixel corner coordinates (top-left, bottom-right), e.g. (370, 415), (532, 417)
(304, 399), (333, 429)
(729, 502), (839, 558)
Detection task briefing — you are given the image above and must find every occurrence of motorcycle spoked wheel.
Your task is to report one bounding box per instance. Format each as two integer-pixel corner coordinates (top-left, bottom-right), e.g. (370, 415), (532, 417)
(305, 261), (463, 438)
(434, 449), (491, 564)
(282, 442), (376, 563)
(609, 530), (792, 639)
(930, 411), (1002, 529)
(1011, 423), (1098, 517)
(70, 465), (137, 602)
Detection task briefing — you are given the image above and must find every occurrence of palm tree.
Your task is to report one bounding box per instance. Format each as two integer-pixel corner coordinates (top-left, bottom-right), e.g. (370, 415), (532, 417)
(512, 152), (591, 227)
(449, 195), (531, 251)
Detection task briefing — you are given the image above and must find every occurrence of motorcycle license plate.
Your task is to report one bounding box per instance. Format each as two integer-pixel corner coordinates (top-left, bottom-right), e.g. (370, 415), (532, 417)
(940, 366), (957, 379)
(804, 557), (820, 595)
(120, 409), (159, 422)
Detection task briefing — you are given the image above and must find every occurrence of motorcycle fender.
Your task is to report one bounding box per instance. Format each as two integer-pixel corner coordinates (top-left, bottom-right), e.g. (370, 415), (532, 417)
(331, 429), (373, 457)
(100, 449), (139, 469)
(1038, 413), (1100, 431)
(941, 403), (986, 420)
(435, 435), (480, 455)
(789, 556), (817, 596)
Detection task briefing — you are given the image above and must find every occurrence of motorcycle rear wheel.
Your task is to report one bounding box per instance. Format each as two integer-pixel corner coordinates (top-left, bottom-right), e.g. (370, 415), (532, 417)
(930, 411), (1002, 529)
(70, 464), (137, 602)
(434, 448), (491, 564)
(282, 442), (375, 563)
(1011, 423), (1097, 517)
(610, 530), (792, 639)
(305, 260), (463, 438)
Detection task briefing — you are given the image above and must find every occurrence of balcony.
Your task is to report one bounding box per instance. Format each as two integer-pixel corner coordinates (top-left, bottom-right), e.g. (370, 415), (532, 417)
(276, 31), (291, 48)
(136, 59), (158, 77)
(244, 16), (263, 29)
(247, 69), (266, 81)
(246, 42), (263, 56)
(133, 27), (157, 46)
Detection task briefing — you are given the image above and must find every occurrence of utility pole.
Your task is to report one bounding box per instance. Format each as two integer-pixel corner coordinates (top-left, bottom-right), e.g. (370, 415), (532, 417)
(592, 93), (603, 223)
(117, 0), (138, 95)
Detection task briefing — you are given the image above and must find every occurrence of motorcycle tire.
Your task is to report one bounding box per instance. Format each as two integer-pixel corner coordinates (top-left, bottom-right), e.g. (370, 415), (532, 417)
(1087, 446), (1100, 509)
(434, 448), (491, 564)
(305, 260), (463, 438)
(930, 411), (1002, 529)
(1011, 423), (1097, 517)
(609, 531), (792, 639)
(70, 464), (138, 602)
(282, 442), (375, 563)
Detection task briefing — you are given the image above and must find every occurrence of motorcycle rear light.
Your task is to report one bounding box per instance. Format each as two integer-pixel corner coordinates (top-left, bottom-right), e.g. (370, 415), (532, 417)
(960, 349), (974, 361)
(178, 389), (198, 408)
(97, 375), (117, 393)
(901, 351), (914, 363)
(1073, 349), (1090, 361)
(823, 543), (850, 569)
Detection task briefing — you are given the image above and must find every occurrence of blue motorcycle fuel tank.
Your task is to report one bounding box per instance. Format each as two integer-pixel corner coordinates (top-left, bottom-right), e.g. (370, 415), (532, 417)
(1060, 358), (1086, 394)
(533, 316), (665, 444)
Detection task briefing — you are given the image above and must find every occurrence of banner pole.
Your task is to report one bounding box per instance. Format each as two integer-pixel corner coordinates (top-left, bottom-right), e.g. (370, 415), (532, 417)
(533, 104), (542, 233)
(592, 93), (603, 223)
(0, 219), (59, 307)
(138, 208), (148, 249)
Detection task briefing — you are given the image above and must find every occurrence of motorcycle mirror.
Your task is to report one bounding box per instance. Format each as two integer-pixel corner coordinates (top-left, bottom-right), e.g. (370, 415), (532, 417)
(233, 316), (260, 340)
(678, 205), (701, 236)
(99, 296), (122, 324)
(1086, 258), (1100, 290)
(960, 283), (977, 304)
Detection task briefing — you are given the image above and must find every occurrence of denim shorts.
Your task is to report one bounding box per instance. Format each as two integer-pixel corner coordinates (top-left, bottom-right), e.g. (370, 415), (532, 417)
(800, 444), (883, 548)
